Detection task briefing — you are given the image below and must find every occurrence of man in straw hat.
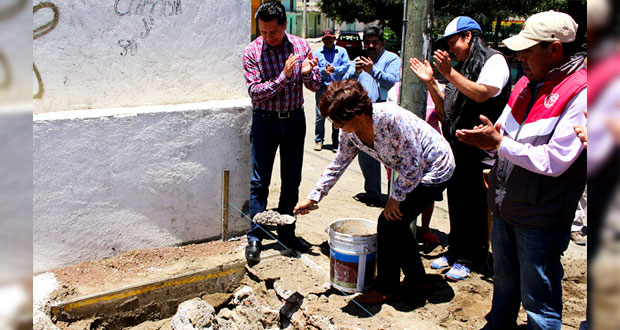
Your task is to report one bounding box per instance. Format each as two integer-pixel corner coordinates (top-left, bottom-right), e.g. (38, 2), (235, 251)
(456, 11), (586, 329)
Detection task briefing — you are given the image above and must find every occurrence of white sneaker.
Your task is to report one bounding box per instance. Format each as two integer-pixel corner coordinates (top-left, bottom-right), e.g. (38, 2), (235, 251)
(431, 255), (450, 269)
(445, 263), (470, 281)
(313, 142), (322, 151)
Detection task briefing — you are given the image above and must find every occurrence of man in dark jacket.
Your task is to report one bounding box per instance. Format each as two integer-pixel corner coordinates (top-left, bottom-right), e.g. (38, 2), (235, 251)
(456, 11), (587, 330)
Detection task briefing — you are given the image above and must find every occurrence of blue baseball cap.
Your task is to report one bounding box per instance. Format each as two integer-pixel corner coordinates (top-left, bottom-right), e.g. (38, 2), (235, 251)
(436, 16), (482, 43)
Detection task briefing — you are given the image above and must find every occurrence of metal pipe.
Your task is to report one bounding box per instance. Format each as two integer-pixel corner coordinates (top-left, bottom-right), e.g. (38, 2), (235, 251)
(398, 0), (408, 95)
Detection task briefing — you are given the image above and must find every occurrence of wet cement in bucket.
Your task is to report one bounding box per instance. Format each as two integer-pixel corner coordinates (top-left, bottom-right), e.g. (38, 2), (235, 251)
(329, 218), (377, 236)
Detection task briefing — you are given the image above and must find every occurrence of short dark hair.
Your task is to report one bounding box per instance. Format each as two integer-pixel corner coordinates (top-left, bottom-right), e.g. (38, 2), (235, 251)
(363, 26), (384, 42)
(319, 80), (373, 124)
(255, 1), (286, 26)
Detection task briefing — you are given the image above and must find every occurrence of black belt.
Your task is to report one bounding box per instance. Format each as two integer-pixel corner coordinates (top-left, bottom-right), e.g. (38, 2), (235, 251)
(253, 107), (303, 119)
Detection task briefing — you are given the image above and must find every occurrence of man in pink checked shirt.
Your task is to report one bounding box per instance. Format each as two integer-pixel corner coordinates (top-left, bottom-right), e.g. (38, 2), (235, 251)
(242, 1), (320, 264)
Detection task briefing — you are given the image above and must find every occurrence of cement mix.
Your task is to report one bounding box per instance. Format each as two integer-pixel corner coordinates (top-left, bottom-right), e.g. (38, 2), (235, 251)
(252, 210), (296, 226)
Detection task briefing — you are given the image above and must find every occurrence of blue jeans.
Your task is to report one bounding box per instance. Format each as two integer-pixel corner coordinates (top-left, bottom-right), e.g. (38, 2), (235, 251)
(314, 86), (339, 144)
(247, 109), (306, 242)
(483, 216), (571, 330)
(358, 151), (381, 198)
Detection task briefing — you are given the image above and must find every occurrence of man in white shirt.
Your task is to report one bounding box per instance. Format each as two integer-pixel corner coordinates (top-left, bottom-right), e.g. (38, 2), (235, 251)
(456, 11), (587, 330)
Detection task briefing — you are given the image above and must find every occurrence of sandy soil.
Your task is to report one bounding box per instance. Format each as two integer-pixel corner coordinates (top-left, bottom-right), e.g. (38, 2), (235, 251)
(47, 138), (587, 330)
(50, 239), (246, 299)
(43, 41), (587, 329)
(48, 222), (586, 330)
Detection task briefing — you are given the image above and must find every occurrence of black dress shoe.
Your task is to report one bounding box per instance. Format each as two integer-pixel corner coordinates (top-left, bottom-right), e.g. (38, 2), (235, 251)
(353, 193), (384, 207)
(245, 241), (261, 264)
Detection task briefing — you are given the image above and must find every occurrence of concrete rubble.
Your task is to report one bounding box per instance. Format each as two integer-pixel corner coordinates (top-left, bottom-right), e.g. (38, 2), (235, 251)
(33, 273), (61, 330)
(171, 285), (279, 330)
(169, 257), (344, 330)
(171, 299), (217, 330)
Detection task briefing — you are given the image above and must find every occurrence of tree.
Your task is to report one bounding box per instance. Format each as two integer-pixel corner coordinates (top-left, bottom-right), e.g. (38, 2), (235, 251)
(319, 0), (585, 45)
(433, 0), (583, 47)
(318, 0), (404, 39)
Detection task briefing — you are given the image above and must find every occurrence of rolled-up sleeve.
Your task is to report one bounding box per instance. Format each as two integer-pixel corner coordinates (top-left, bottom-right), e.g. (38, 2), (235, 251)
(302, 43), (321, 92)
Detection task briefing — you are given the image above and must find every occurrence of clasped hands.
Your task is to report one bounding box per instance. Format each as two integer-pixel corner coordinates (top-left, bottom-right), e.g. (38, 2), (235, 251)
(284, 53), (318, 78)
(409, 49), (453, 81)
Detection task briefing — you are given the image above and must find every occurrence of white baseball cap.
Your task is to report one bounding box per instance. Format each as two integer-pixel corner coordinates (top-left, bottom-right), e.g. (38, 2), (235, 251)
(503, 11), (578, 51)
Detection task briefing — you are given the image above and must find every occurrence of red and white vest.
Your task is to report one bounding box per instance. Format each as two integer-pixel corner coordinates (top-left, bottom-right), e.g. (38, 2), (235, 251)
(503, 69), (587, 146)
(488, 68), (587, 228)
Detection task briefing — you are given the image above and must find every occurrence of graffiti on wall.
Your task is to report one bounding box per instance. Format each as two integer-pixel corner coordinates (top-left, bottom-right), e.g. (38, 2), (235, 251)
(0, 53), (11, 89)
(115, 0), (182, 56)
(33, 2), (59, 99)
(0, 0), (28, 90)
(114, 0), (182, 17)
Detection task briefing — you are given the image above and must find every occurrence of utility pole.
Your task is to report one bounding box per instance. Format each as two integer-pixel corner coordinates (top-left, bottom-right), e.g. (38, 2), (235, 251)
(302, 0), (307, 38)
(399, 0), (433, 119)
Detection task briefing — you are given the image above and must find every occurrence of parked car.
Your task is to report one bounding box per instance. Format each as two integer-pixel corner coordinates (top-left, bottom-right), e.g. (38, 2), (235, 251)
(336, 31), (362, 59)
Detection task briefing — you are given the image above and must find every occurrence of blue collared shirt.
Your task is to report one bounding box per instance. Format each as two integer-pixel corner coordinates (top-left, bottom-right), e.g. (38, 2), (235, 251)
(343, 50), (400, 102)
(312, 45), (351, 87)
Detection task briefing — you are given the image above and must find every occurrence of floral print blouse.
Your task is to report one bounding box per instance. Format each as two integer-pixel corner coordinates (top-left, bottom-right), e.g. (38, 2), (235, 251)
(308, 102), (455, 202)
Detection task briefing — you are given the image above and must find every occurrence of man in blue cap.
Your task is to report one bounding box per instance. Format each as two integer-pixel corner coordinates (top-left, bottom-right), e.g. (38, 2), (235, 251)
(410, 16), (511, 281)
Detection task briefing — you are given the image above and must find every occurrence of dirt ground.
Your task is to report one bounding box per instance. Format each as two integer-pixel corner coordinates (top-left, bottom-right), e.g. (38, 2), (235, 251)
(44, 41), (587, 329)
(49, 218), (587, 330)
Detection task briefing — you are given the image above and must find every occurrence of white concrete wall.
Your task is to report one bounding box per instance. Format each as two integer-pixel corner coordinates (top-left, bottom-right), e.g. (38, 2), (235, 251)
(33, 0), (249, 113)
(34, 101), (252, 273)
(0, 0), (34, 280)
(0, 0), (32, 105)
(33, 0), (254, 272)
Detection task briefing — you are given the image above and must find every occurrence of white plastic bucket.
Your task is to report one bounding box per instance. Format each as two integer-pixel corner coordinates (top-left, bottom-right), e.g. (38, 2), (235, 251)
(328, 218), (378, 293)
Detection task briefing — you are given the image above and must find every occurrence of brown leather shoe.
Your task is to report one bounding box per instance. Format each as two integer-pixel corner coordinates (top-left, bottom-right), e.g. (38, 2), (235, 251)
(354, 289), (399, 305)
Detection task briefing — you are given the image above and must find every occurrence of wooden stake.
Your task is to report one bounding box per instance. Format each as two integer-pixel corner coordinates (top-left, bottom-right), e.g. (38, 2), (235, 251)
(222, 169), (230, 241)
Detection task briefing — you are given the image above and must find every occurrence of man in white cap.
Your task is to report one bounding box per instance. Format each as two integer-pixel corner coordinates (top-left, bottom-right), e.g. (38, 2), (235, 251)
(456, 11), (586, 330)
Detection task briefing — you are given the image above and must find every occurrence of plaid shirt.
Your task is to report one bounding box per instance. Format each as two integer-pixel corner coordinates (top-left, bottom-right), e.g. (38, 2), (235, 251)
(243, 33), (321, 112)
